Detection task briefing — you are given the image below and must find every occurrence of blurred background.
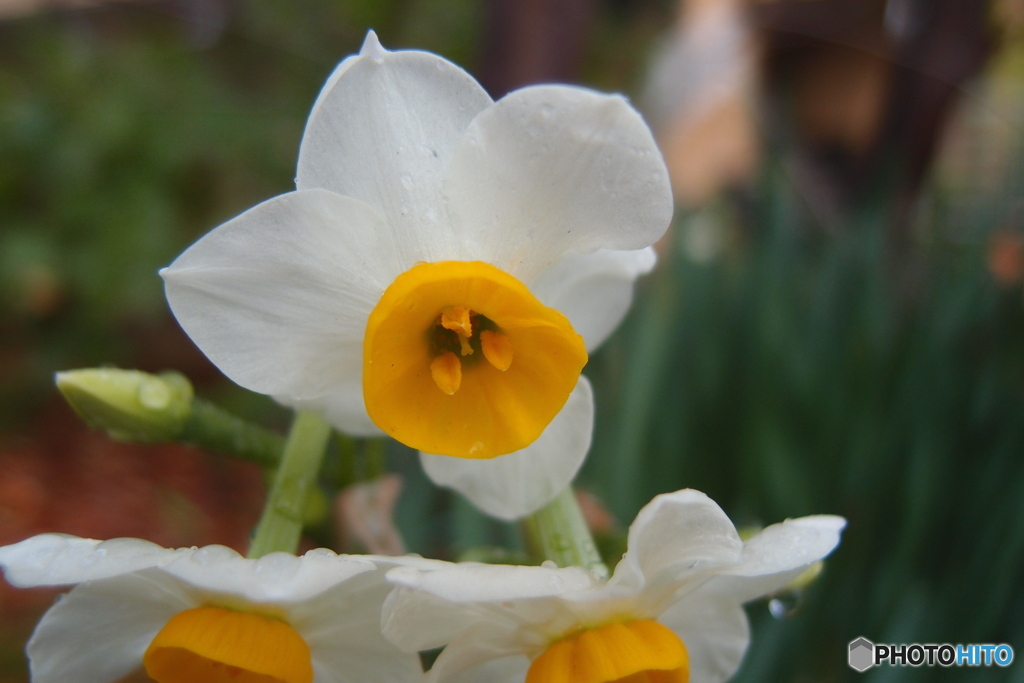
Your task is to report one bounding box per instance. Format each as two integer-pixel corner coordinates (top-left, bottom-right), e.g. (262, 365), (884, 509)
(1, 0), (1023, 680)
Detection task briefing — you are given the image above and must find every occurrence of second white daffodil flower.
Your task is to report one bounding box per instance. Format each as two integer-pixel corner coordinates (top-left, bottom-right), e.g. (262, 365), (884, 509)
(0, 534), (429, 683)
(383, 489), (845, 683)
(161, 32), (672, 520)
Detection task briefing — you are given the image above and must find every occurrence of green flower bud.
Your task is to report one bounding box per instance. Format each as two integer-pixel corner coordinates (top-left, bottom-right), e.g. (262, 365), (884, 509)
(55, 368), (193, 443)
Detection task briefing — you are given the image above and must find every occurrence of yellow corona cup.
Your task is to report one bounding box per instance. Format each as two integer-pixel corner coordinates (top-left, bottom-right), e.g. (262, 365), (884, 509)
(364, 261), (586, 458)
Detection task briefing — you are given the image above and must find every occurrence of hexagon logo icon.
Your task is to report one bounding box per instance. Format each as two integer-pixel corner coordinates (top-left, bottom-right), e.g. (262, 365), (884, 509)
(849, 637), (875, 672)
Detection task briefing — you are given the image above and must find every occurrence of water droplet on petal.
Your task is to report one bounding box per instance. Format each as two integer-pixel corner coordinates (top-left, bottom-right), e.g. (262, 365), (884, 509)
(190, 545), (235, 565)
(254, 552), (301, 580)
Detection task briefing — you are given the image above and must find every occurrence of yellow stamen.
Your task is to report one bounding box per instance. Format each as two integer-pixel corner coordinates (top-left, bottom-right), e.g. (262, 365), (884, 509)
(526, 620), (689, 683)
(480, 330), (513, 371)
(441, 305), (473, 337)
(430, 351), (462, 395)
(363, 261), (587, 458)
(143, 606), (312, 683)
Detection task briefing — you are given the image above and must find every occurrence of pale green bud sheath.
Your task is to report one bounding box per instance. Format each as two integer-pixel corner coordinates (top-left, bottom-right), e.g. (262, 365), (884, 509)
(56, 369), (193, 442)
(55, 368), (283, 467)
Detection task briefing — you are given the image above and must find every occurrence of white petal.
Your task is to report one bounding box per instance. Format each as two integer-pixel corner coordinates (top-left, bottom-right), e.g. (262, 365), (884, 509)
(658, 587), (750, 683)
(444, 85), (672, 280)
(382, 583), (487, 653)
(27, 570), (193, 683)
(614, 489), (743, 589)
(419, 376), (594, 520)
(530, 247), (657, 350)
(429, 653), (530, 683)
(387, 562), (597, 606)
(728, 515), (845, 577)
(159, 547), (376, 605)
(305, 32), (382, 125)
(424, 631), (530, 683)
(712, 514), (846, 603)
(279, 381), (382, 437)
(162, 190), (391, 405)
(0, 534), (183, 587)
(295, 568), (423, 683)
(297, 35), (493, 266)
(383, 563), (597, 652)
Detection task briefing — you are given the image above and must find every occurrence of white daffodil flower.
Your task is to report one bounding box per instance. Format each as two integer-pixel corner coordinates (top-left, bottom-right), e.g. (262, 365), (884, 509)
(383, 489), (846, 683)
(0, 534), (430, 683)
(161, 31), (672, 520)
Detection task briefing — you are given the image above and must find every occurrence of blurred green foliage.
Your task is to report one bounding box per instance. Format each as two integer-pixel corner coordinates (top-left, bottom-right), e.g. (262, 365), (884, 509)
(2, 2), (1024, 682)
(584, 159), (1024, 679)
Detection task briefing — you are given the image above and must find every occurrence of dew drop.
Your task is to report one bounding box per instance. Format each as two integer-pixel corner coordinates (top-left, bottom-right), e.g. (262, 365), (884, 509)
(191, 546), (235, 565)
(768, 592), (802, 619)
(138, 379), (170, 410)
(254, 552), (299, 579)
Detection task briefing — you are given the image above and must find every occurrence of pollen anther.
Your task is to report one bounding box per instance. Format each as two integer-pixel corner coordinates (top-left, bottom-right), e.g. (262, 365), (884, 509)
(441, 305), (473, 337)
(431, 352), (462, 395)
(481, 330), (513, 371)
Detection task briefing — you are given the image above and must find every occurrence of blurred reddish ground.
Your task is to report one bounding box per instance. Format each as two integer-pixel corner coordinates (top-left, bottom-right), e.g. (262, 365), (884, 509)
(0, 395), (265, 681)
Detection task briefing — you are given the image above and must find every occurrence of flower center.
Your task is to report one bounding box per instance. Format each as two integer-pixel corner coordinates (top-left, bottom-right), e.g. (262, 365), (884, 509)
(143, 606), (313, 683)
(363, 261), (587, 459)
(525, 620), (689, 683)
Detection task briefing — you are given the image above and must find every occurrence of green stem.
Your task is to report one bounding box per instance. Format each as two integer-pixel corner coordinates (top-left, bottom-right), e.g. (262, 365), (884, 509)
(180, 398), (285, 468)
(522, 486), (608, 577)
(247, 411), (332, 558)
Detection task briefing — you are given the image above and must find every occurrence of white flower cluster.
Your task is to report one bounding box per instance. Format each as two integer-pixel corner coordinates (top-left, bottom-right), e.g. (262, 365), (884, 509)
(0, 490), (843, 683)
(0, 32), (846, 683)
